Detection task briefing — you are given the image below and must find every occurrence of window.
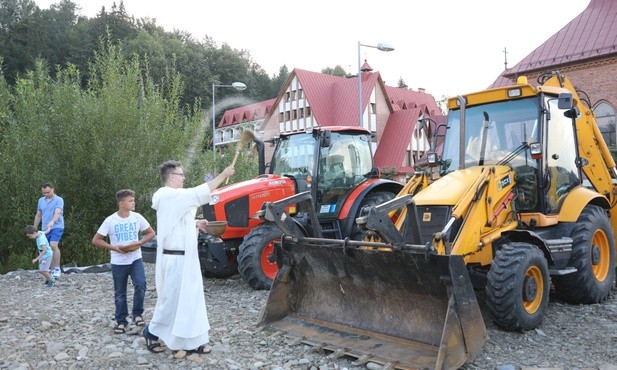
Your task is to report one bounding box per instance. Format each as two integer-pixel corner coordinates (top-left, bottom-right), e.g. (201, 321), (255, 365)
(292, 110), (298, 120)
(298, 89), (304, 99)
(306, 106), (312, 117)
(279, 112), (284, 121)
(545, 96), (580, 213)
(594, 101), (616, 146)
(299, 108), (305, 118)
(285, 92), (291, 102)
(442, 97), (540, 172)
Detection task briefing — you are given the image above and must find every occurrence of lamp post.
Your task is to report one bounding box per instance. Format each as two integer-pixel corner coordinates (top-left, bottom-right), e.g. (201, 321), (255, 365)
(357, 41), (395, 127)
(212, 81), (247, 173)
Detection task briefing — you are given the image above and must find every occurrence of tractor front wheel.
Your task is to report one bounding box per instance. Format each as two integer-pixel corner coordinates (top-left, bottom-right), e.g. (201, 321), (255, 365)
(486, 242), (549, 331)
(237, 223), (282, 290)
(351, 191), (396, 240)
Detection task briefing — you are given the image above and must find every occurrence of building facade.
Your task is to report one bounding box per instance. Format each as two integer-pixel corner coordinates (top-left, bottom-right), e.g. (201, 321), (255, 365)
(491, 0), (617, 146)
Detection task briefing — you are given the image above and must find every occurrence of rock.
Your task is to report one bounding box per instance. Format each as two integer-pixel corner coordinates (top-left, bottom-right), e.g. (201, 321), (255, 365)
(53, 352), (70, 361)
(1, 264), (616, 369)
(77, 347), (89, 358)
(45, 342), (66, 356)
(187, 353), (204, 363)
(39, 321), (53, 331)
(497, 365), (517, 370)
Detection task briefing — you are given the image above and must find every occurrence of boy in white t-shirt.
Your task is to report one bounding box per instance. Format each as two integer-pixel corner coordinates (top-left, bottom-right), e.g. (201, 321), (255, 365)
(24, 225), (54, 287)
(92, 189), (155, 334)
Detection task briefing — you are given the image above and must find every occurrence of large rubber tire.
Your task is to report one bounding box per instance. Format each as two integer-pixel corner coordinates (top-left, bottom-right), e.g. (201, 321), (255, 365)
(553, 205), (615, 304)
(237, 223), (282, 290)
(350, 191), (396, 240)
(486, 242), (550, 331)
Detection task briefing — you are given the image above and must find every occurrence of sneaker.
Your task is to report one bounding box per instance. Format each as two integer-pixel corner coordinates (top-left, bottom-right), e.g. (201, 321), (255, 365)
(46, 279), (55, 287)
(51, 267), (61, 279)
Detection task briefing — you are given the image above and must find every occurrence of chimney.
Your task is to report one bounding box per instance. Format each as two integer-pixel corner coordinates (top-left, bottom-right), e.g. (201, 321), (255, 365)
(418, 88), (425, 93)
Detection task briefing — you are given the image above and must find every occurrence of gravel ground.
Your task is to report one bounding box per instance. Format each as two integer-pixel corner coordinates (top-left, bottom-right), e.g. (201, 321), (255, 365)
(1, 261), (617, 370)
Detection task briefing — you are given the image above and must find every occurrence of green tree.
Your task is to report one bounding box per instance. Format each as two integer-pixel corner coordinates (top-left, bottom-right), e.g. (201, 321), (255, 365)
(0, 40), (210, 273)
(271, 65), (289, 92)
(321, 65), (347, 77)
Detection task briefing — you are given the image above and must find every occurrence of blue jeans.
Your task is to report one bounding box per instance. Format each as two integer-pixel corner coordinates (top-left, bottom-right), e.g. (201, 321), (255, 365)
(111, 259), (146, 326)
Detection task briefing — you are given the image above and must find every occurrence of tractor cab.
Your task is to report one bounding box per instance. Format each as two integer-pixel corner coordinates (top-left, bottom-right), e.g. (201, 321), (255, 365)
(270, 127), (375, 219)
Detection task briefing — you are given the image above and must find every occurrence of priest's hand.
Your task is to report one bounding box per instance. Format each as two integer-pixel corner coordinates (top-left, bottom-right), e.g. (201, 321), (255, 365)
(196, 219), (209, 233)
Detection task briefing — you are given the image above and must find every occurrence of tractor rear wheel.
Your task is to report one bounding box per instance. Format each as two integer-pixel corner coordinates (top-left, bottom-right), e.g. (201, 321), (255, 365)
(553, 205), (615, 303)
(351, 191), (396, 240)
(237, 223), (282, 290)
(486, 242), (549, 331)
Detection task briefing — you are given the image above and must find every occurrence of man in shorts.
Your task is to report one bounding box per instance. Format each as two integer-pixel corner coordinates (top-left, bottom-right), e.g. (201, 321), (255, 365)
(33, 183), (64, 279)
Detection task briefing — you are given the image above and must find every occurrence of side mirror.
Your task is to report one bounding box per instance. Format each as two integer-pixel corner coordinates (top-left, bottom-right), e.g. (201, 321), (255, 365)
(427, 152), (439, 167)
(321, 130), (331, 148)
(417, 119), (426, 131)
(557, 93), (573, 110)
(366, 167), (380, 179)
(563, 107), (578, 119)
(530, 143), (542, 160)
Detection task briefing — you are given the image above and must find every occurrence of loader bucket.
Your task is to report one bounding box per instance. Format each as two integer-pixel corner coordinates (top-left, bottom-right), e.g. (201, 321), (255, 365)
(258, 240), (486, 370)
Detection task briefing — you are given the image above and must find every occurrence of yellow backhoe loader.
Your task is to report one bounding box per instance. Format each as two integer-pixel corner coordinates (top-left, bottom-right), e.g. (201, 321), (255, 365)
(256, 71), (617, 369)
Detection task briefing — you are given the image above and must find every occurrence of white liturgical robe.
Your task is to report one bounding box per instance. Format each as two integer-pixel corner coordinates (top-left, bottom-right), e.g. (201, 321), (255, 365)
(149, 183), (212, 350)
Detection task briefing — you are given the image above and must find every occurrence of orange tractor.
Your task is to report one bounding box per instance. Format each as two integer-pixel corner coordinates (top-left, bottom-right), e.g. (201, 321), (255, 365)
(200, 126), (403, 289)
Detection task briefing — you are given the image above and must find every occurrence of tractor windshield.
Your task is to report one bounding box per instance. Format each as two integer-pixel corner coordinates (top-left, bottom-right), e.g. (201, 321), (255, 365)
(441, 97), (541, 173)
(271, 132), (315, 193)
(316, 132), (373, 216)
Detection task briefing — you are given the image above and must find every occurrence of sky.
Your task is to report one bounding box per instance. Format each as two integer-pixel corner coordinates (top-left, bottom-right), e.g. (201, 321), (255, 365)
(35, 0), (591, 100)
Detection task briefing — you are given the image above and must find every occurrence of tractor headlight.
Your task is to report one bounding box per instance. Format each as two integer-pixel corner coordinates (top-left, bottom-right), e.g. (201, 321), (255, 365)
(210, 194), (220, 205)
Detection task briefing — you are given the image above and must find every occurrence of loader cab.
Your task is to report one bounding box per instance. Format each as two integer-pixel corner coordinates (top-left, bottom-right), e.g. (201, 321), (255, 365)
(441, 91), (581, 215)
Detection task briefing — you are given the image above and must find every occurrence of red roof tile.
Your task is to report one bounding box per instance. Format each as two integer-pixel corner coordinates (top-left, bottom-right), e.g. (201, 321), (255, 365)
(385, 86), (441, 115)
(293, 69), (341, 123)
(374, 110), (447, 173)
(373, 107), (423, 171)
(293, 68), (440, 126)
(219, 99), (275, 128)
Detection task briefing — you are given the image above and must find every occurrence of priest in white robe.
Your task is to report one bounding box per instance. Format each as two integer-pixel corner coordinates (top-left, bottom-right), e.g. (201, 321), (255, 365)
(144, 160), (234, 353)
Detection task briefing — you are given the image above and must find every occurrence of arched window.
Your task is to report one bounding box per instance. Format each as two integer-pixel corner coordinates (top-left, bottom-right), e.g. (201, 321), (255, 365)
(593, 101), (616, 146)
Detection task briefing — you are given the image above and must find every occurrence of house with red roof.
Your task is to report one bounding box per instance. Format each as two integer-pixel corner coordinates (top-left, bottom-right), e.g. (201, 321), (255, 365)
(490, 0), (617, 146)
(254, 62), (444, 181)
(214, 99), (275, 150)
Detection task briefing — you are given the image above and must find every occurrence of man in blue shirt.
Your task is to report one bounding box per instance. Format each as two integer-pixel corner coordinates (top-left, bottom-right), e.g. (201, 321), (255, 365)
(34, 183), (64, 279)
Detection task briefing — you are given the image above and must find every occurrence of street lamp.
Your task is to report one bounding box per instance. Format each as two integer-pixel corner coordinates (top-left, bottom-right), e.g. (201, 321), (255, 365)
(212, 81), (247, 172)
(357, 41), (395, 126)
